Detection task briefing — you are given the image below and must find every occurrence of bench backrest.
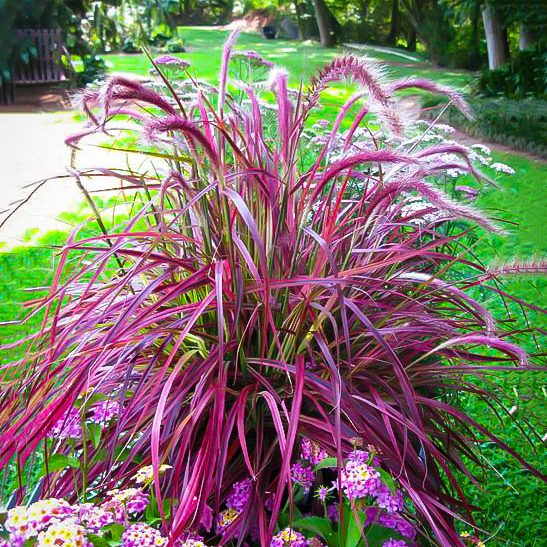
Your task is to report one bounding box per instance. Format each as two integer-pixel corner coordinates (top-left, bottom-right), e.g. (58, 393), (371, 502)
(13, 28), (68, 84)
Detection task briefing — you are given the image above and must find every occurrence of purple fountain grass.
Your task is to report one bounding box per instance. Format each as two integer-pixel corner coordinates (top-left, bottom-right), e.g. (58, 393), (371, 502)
(0, 35), (544, 547)
(387, 77), (473, 120)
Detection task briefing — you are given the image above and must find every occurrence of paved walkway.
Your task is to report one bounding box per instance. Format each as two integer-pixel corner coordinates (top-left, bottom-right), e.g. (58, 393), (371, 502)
(0, 106), (543, 249)
(0, 112), (126, 247)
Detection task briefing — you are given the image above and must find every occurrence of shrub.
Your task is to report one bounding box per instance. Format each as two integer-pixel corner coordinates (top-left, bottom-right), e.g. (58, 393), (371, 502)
(166, 38), (186, 53)
(0, 31), (544, 546)
(76, 54), (107, 86)
(476, 48), (546, 99)
(121, 38), (141, 54)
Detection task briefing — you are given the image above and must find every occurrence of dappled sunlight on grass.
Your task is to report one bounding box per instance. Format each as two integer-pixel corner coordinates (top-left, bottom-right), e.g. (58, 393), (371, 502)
(105, 27), (472, 91)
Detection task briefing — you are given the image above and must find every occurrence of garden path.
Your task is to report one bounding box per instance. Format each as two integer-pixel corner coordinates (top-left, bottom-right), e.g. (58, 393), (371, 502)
(0, 111), (131, 248)
(0, 108), (541, 249)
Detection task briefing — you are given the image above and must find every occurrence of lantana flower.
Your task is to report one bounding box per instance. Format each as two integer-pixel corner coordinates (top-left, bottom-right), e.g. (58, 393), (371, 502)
(105, 488), (149, 515)
(133, 464), (172, 485)
(78, 503), (115, 532)
(5, 498), (75, 541)
(270, 528), (309, 546)
(36, 518), (89, 546)
(121, 523), (167, 546)
(340, 458), (381, 500)
(216, 507), (240, 533)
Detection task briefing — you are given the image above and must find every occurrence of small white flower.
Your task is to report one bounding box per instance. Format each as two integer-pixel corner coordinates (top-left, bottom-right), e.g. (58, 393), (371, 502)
(433, 123), (455, 133)
(469, 151), (491, 166)
(490, 162), (515, 175)
(471, 143), (491, 155)
(446, 168), (466, 178)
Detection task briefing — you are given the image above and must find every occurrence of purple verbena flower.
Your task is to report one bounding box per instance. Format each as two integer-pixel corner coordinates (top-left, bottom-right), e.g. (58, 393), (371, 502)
(49, 408), (82, 440)
(377, 488), (404, 513)
(226, 479), (252, 512)
(455, 185), (479, 200)
(378, 513), (416, 540)
(313, 119), (330, 129)
(90, 399), (120, 425)
(300, 438), (328, 465)
(383, 540), (407, 547)
(232, 50), (274, 68)
(290, 461), (315, 492)
(327, 504), (339, 522)
(154, 55), (190, 69)
(264, 493), (275, 512)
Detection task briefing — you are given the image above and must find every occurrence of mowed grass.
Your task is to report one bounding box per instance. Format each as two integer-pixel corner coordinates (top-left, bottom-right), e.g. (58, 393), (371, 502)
(458, 152), (546, 544)
(1, 27), (545, 545)
(104, 27), (472, 90)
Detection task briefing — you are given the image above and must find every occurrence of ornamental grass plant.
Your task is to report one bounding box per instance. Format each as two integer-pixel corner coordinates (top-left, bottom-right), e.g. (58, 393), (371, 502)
(0, 31), (544, 546)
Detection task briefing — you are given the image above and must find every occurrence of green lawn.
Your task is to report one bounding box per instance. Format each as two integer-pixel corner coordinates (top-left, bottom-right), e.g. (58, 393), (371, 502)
(104, 27), (473, 90)
(462, 151), (546, 544)
(1, 27), (545, 546)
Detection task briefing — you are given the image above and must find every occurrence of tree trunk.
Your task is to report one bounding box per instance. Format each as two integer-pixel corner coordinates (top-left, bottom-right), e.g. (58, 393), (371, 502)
(387, 0), (399, 45)
(470, 2), (480, 50)
(406, 26), (416, 51)
(501, 25), (510, 60)
(294, 1), (305, 40)
(313, 0), (335, 47)
(519, 22), (534, 50)
(357, 0), (369, 41)
(482, 2), (507, 69)
(360, 0), (369, 23)
(221, 0), (233, 24)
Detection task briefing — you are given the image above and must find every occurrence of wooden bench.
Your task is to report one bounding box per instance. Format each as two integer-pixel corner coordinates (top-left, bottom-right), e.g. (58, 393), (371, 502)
(13, 28), (73, 85)
(0, 28), (75, 105)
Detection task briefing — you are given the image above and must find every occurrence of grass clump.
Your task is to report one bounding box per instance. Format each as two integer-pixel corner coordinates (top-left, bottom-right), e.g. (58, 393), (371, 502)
(0, 31), (544, 547)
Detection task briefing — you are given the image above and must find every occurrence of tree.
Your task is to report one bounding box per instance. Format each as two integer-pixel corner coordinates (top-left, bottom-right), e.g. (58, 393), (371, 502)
(387, 0), (400, 45)
(498, 0), (546, 51)
(401, 0), (455, 65)
(518, 22), (535, 50)
(481, 1), (507, 69)
(312, 0), (338, 47)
